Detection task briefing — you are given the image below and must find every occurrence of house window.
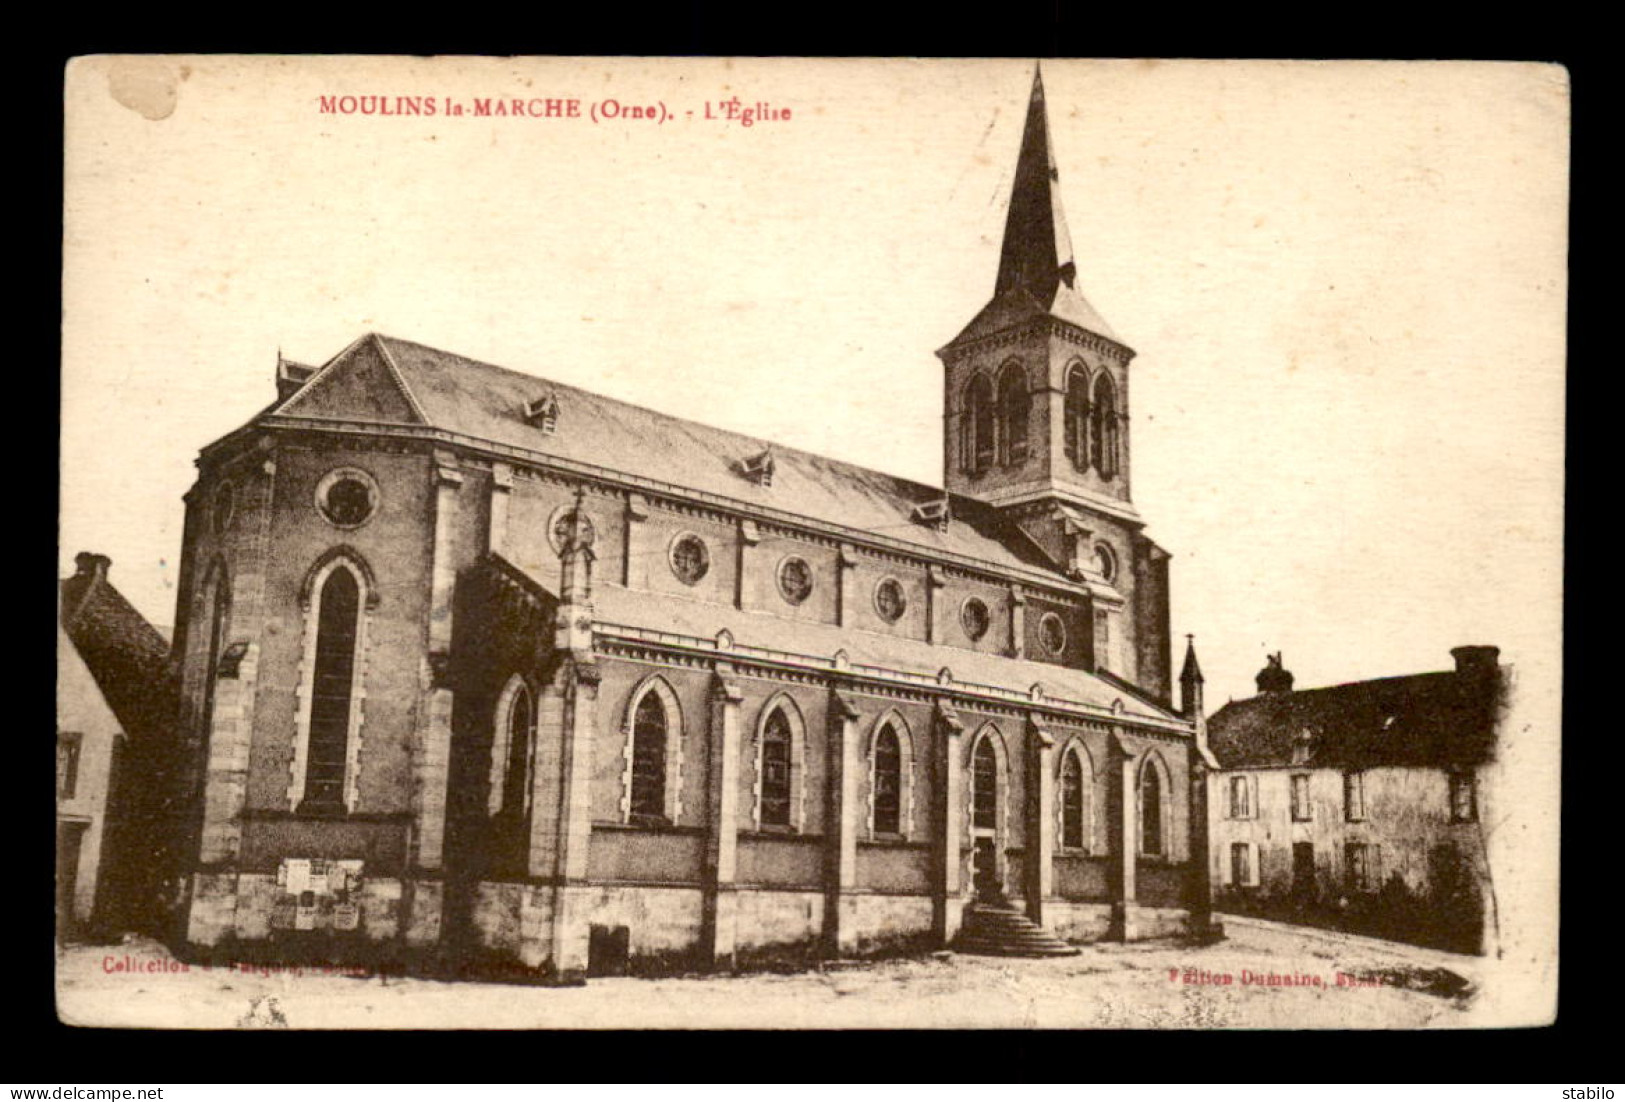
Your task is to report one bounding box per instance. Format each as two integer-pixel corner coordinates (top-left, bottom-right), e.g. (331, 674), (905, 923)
(1344, 771), (1366, 822)
(1090, 373), (1119, 478)
(669, 533), (710, 586)
(972, 736), (998, 831)
(1231, 842), (1252, 887)
(630, 692), (667, 821)
(1064, 366), (1090, 470)
(499, 681), (533, 817)
(997, 362), (1030, 465)
(57, 733), (82, 800)
(1140, 763), (1164, 856)
(872, 723), (902, 836)
(1346, 842), (1381, 892)
(1060, 750), (1086, 850)
(760, 708), (793, 829)
(302, 567), (360, 813)
(1291, 774), (1312, 822)
(1228, 775), (1252, 819)
(1450, 771), (1477, 823)
(963, 375), (995, 473)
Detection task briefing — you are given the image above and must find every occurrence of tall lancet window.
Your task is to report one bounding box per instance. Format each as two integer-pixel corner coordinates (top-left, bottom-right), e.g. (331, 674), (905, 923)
(1060, 750), (1087, 850)
(972, 736), (998, 831)
(304, 567), (360, 812)
(1090, 373), (1119, 478)
(1064, 367), (1090, 471)
(998, 363), (1030, 465)
(500, 681), (533, 817)
(1139, 760), (1164, 857)
(963, 375), (995, 473)
(761, 708), (793, 828)
(630, 692), (667, 821)
(872, 724), (902, 836)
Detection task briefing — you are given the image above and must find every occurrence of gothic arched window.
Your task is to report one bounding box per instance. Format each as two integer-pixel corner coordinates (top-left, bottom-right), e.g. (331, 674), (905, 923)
(873, 724), (902, 835)
(963, 375), (995, 473)
(630, 691), (668, 821)
(500, 681), (533, 816)
(1140, 758), (1164, 857)
(998, 363), (1030, 466)
(761, 707), (793, 828)
(1060, 750), (1087, 850)
(304, 567), (360, 812)
(1064, 366), (1090, 470)
(973, 736), (999, 831)
(1091, 373), (1119, 478)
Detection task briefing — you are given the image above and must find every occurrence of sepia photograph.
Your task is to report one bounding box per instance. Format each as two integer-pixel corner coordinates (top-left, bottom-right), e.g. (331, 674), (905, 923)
(57, 56), (1566, 1030)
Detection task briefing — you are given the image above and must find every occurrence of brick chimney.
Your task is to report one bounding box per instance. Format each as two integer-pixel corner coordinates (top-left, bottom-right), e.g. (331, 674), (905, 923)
(1450, 645), (1500, 679)
(73, 551), (111, 583)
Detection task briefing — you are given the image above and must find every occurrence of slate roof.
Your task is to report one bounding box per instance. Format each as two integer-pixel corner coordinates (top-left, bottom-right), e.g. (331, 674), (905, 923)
(59, 556), (177, 747)
(1207, 667), (1501, 770)
(273, 333), (1087, 585)
(590, 583), (1182, 725)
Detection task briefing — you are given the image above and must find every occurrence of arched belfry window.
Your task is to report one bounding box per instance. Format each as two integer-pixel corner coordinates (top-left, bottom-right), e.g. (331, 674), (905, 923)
(1139, 753), (1168, 858)
(997, 363), (1031, 466)
(963, 375), (995, 473)
(1064, 366), (1090, 471)
(488, 676), (535, 818)
(620, 676), (684, 825)
(302, 567), (360, 812)
(1090, 372), (1119, 478)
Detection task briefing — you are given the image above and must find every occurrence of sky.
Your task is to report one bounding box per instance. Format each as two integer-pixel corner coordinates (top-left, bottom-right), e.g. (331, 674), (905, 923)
(61, 56), (1568, 706)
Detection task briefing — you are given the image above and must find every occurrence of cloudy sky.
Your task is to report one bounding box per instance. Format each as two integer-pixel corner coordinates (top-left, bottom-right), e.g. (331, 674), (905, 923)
(62, 56), (1567, 705)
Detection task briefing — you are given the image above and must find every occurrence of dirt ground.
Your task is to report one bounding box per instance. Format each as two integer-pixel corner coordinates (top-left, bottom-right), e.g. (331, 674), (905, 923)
(57, 918), (1487, 1030)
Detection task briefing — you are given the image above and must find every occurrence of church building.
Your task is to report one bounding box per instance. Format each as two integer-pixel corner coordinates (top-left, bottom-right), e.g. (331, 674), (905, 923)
(168, 70), (1215, 976)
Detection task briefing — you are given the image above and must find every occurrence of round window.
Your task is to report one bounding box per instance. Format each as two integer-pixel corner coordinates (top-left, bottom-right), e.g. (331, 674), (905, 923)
(669, 533), (710, 585)
(548, 503), (597, 553)
(778, 556), (814, 605)
(874, 578), (907, 623)
(211, 481), (235, 535)
(961, 597), (990, 641)
(1040, 612), (1067, 656)
(1095, 543), (1117, 583)
(315, 468), (378, 528)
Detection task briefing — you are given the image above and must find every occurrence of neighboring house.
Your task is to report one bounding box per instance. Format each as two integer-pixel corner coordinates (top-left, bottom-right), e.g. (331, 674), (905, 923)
(58, 553), (178, 937)
(1206, 648), (1503, 954)
(167, 69), (1217, 977)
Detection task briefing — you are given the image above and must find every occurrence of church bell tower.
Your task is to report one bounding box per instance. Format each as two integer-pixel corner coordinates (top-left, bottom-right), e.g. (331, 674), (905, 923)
(940, 66), (1171, 701)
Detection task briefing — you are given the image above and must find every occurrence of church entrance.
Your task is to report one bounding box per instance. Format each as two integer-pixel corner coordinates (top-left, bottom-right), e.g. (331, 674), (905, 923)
(972, 836), (1000, 902)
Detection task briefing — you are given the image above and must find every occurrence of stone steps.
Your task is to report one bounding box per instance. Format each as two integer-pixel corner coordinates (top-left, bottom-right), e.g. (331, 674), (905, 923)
(953, 904), (1080, 958)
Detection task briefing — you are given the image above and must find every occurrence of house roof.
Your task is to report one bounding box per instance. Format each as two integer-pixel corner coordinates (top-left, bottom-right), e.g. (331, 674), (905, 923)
(271, 333), (1089, 586)
(59, 554), (176, 747)
(1207, 667), (1501, 770)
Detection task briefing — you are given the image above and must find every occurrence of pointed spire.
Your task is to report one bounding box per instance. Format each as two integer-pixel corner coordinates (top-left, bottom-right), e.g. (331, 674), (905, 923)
(996, 64), (1077, 300)
(1180, 634), (1204, 684)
